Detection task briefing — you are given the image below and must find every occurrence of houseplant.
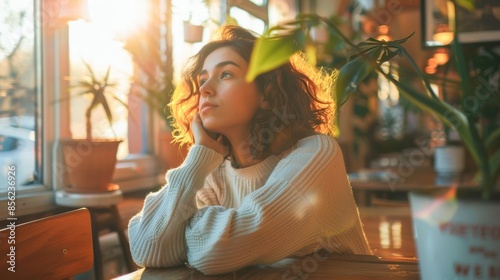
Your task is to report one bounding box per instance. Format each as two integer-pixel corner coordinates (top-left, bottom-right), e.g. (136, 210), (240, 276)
(61, 61), (128, 193)
(122, 6), (188, 172)
(245, 2), (499, 278)
(182, 0), (213, 43)
(139, 67), (187, 171)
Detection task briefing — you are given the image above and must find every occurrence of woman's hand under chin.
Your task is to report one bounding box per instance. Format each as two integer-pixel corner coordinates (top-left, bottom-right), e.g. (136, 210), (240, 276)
(192, 113), (228, 156)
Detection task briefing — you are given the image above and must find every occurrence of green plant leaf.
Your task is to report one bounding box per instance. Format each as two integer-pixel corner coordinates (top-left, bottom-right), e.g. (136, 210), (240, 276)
(451, 34), (472, 104)
(336, 36), (412, 109)
(82, 60), (96, 81)
(489, 149), (500, 190)
(100, 92), (113, 126)
(113, 96), (128, 109)
(103, 66), (111, 83)
(391, 32), (414, 44)
(486, 127), (500, 154)
(383, 72), (483, 170)
(455, 0), (475, 11)
(335, 47), (382, 107)
(76, 80), (94, 89)
(246, 29), (304, 82)
(467, 114), (491, 189)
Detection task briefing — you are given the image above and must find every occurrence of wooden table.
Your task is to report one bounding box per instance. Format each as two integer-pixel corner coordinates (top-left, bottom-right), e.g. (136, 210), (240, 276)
(359, 206), (417, 261)
(114, 254), (419, 279)
(349, 167), (477, 206)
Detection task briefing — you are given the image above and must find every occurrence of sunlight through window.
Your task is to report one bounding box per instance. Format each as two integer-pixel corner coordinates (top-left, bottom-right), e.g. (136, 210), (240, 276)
(68, 0), (149, 159)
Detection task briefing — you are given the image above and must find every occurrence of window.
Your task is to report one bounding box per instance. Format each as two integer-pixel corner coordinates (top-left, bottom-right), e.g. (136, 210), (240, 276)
(0, 1), (39, 191)
(377, 61), (404, 140)
(230, 6), (266, 34)
(171, 0), (269, 80)
(0, 0), (161, 219)
(63, 0), (160, 192)
(68, 20), (134, 159)
(0, 0), (55, 219)
(0, 0), (275, 219)
(227, 0), (268, 34)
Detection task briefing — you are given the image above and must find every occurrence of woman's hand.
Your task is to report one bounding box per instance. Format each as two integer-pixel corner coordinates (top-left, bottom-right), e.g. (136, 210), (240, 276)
(192, 113), (228, 156)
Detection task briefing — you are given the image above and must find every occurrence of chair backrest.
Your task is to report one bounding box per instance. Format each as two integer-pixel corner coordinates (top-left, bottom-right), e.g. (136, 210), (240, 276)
(0, 208), (93, 280)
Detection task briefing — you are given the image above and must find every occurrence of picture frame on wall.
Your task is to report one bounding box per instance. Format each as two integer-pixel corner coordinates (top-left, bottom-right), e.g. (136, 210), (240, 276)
(421, 0), (500, 48)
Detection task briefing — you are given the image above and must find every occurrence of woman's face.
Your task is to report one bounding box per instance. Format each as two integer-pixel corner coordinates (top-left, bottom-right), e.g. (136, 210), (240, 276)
(198, 46), (267, 139)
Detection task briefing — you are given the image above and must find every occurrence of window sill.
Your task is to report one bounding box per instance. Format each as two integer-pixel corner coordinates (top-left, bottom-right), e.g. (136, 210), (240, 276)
(0, 174), (163, 221)
(0, 190), (57, 221)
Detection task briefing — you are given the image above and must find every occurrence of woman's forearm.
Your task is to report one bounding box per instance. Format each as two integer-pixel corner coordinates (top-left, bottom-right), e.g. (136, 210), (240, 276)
(128, 145), (223, 267)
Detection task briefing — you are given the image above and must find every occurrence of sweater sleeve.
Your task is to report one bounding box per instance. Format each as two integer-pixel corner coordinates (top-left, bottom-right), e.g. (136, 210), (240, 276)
(128, 145), (223, 268)
(185, 135), (355, 275)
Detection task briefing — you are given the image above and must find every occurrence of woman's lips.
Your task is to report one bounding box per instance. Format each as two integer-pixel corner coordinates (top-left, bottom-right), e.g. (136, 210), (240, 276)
(200, 102), (218, 114)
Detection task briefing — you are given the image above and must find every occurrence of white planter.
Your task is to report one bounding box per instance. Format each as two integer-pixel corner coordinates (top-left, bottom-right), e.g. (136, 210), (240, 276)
(434, 145), (465, 185)
(434, 145), (464, 173)
(409, 189), (500, 279)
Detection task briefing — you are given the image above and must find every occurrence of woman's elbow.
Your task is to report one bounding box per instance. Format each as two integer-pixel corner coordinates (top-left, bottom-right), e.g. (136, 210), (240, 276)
(188, 250), (246, 276)
(130, 231), (187, 268)
(192, 263), (232, 276)
(128, 223), (160, 267)
(129, 242), (184, 268)
(128, 233), (153, 267)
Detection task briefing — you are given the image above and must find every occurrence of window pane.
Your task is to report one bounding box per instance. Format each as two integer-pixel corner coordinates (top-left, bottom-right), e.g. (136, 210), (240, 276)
(69, 15), (136, 159)
(0, 0), (37, 189)
(230, 6), (265, 34)
(249, 0), (266, 6)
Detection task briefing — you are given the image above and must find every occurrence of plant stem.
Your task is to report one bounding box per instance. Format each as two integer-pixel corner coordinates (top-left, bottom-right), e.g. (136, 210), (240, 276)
(86, 108), (92, 140)
(319, 16), (356, 48)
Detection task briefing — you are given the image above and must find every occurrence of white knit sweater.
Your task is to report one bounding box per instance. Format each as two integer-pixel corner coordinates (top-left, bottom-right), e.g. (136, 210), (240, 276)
(128, 134), (371, 275)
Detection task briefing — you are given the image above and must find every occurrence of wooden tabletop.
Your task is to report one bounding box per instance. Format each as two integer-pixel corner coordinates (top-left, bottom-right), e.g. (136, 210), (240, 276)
(359, 206), (417, 261)
(349, 166), (477, 192)
(114, 254), (419, 280)
(348, 166), (481, 206)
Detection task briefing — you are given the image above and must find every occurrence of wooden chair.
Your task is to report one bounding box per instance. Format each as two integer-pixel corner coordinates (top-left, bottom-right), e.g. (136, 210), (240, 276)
(55, 189), (137, 280)
(0, 208), (93, 280)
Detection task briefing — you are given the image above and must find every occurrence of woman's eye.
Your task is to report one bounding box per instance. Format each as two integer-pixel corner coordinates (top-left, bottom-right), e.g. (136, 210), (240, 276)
(220, 72), (231, 79)
(199, 78), (207, 86)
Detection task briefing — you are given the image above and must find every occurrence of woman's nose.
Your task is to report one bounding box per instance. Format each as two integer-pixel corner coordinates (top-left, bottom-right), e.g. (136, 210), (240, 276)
(199, 79), (215, 96)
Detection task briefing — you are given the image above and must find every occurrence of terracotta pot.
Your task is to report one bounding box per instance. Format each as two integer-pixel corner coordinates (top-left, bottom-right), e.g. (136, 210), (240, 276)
(183, 22), (204, 43)
(159, 132), (187, 171)
(61, 139), (122, 193)
(409, 188), (500, 279)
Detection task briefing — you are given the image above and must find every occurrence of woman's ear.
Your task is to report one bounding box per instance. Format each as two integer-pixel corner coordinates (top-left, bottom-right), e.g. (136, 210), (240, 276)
(259, 96), (270, 110)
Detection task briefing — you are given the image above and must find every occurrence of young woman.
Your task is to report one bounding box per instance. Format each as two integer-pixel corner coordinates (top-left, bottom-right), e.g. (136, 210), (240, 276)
(128, 25), (371, 275)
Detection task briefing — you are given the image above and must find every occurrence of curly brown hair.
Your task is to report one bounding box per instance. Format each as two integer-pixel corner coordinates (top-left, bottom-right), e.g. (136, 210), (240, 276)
(170, 24), (336, 160)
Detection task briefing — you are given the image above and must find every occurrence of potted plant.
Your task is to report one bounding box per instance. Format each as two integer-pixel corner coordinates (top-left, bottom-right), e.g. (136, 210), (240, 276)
(182, 0), (213, 43)
(141, 69), (187, 171)
(245, 3), (499, 278)
(183, 21), (204, 43)
(123, 13), (187, 172)
(61, 61), (128, 193)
